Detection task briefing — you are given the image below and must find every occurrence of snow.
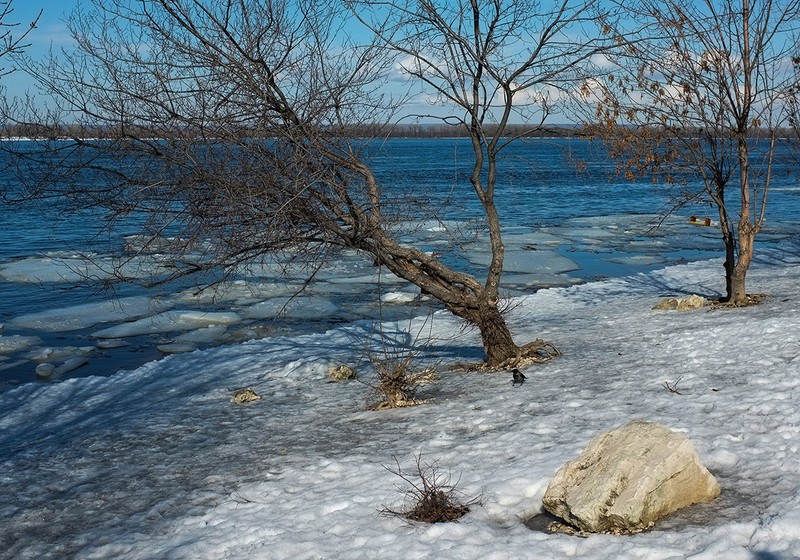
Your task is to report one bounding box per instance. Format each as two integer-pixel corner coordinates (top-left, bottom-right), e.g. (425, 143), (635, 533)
(2, 241), (800, 559)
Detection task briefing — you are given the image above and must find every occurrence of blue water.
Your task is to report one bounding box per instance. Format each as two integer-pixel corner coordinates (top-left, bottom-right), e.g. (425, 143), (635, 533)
(2, 138), (799, 389)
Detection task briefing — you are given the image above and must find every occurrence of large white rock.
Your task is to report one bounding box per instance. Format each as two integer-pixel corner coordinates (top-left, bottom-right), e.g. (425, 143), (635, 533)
(542, 421), (720, 534)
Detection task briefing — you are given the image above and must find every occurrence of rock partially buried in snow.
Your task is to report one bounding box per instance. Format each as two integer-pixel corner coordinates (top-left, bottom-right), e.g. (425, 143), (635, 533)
(327, 364), (357, 381)
(653, 294), (706, 311)
(542, 421), (720, 534)
(230, 388), (261, 404)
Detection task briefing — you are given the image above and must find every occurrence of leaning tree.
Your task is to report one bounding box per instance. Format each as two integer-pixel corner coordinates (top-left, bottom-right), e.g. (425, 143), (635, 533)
(587, 0), (800, 304)
(4, 0), (604, 368)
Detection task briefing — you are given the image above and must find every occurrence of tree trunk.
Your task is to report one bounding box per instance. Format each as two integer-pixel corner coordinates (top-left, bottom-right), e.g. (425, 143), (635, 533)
(473, 303), (519, 367)
(730, 223), (756, 305)
(722, 232), (735, 302)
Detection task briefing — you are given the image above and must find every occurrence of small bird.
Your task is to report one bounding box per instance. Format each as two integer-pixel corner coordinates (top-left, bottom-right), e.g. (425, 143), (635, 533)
(511, 368), (526, 386)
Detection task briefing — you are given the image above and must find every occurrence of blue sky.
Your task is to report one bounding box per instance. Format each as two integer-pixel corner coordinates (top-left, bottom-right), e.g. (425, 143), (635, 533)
(2, 0), (575, 123)
(10, 0), (73, 49)
(2, 0), (75, 96)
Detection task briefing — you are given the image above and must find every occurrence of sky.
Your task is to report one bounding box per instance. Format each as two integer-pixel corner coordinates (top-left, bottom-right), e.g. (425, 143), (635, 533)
(0, 0), (579, 124)
(1, 0), (73, 97)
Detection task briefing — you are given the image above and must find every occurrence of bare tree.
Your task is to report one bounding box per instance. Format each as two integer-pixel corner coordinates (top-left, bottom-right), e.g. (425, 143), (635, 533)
(2, 0), (602, 368)
(586, 0), (800, 304)
(0, 0), (41, 75)
(349, 0), (608, 363)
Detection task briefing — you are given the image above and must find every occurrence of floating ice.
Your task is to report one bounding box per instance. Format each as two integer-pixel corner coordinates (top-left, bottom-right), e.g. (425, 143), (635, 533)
(95, 339), (130, 349)
(9, 296), (173, 332)
(0, 358), (27, 372)
(174, 325), (228, 344)
(175, 281), (303, 306)
(24, 346), (93, 362)
(0, 335), (42, 354)
(469, 248), (580, 275)
(34, 363), (55, 379)
(242, 296), (340, 320)
(52, 357), (88, 377)
(35, 356), (89, 378)
(0, 255), (105, 283)
(156, 342), (198, 354)
(91, 310), (242, 338)
(501, 230), (565, 248)
(380, 291), (418, 304)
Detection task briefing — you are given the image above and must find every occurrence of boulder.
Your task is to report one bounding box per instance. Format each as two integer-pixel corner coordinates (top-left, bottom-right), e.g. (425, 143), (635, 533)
(542, 421), (720, 534)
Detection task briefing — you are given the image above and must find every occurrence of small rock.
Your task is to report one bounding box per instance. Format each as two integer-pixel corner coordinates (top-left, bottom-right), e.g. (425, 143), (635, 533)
(653, 294), (706, 311)
(230, 388), (261, 404)
(327, 364), (357, 381)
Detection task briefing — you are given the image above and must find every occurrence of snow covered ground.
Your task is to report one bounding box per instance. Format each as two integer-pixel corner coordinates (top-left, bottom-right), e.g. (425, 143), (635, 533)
(1, 239), (800, 559)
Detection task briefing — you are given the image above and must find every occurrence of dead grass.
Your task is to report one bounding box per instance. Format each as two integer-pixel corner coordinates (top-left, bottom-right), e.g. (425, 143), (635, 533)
(369, 360), (432, 410)
(380, 455), (480, 523)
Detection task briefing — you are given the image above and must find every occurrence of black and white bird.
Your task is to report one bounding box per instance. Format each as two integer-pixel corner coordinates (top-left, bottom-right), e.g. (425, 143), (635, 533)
(511, 368), (526, 386)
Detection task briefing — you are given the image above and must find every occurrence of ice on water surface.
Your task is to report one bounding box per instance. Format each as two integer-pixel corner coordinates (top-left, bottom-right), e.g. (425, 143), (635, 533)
(9, 296), (174, 332)
(91, 310), (242, 339)
(175, 280), (305, 306)
(0, 252), (173, 284)
(0, 335), (42, 355)
(241, 296), (340, 320)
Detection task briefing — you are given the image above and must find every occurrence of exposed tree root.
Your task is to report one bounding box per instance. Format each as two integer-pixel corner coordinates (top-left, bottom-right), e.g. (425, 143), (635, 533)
(450, 339), (560, 373)
(709, 293), (766, 308)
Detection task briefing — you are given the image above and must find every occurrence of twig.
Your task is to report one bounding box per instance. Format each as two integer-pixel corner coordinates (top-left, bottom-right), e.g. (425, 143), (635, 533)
(663, 375), (684, 395)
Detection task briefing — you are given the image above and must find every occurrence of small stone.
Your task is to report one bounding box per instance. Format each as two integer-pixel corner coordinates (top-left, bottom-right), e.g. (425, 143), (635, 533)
(653, 294), (705, 311)
(327, 364), (357, 381)
(230, 388), (261, 404)
(409, 368), (437, 385)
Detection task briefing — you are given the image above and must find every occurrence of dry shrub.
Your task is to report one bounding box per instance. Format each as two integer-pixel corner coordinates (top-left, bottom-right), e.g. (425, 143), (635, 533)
(370, 357), (430, 410)
(367, 315), (438, 410)
(380, 455), (480, 523)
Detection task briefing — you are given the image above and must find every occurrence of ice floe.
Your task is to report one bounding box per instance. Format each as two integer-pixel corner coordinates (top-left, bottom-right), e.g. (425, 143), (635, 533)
(91, 310), (242, 338)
